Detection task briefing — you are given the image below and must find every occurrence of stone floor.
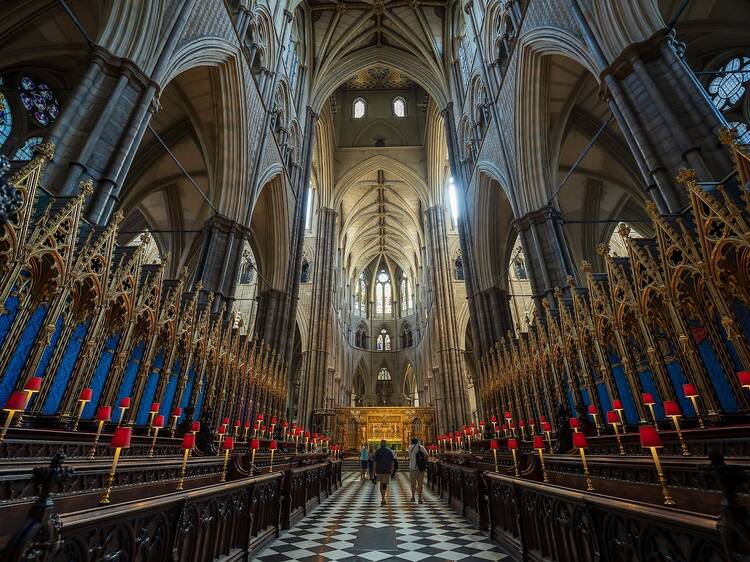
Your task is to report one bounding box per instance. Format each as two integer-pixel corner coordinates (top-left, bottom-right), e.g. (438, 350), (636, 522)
(255, 472), (513, 561)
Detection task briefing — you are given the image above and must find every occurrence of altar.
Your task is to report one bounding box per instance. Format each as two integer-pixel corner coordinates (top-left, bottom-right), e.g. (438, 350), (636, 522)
(334, 407), (435, 452)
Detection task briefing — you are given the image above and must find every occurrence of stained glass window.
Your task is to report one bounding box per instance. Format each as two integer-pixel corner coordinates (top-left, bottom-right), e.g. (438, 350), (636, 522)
(448, 176), (459, 228)
(0, 93), (11, 148)
(730, 121), (750, 145)
(13, 136), (43, 161)
(400, 276), (407, 312)
(353, 97), (366, 119)
(455, 254), (464, 281)
(18, 77), (60, 127)
(375, 268), (391, 315)
(357, 272), (367, 316)
(708, 57), (750, 111)
(393, 97), (406, 117)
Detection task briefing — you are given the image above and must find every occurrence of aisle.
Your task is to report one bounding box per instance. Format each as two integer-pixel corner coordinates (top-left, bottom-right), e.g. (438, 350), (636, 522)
(255, 472), (512, 561)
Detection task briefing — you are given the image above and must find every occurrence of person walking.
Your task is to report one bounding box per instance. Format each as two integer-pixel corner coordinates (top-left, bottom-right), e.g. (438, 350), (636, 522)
(373, 439), (396, 506)
(407, 437), (429, 503)
(359, 443), (369, 480)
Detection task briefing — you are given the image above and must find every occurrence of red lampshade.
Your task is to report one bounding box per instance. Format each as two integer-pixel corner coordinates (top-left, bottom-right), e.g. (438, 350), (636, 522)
(172, 407), (182, 417)
(519, 420), (526, 428)
(256, 414), (264, 421)
(533, 436), (545, 450)
(663, 401), (681, 417)
(540, 415), (547, 423)
(490, 439), (499, 450)
(606, 411), (619, 424)
(490, 415), (497, 423)
(261, 425), (267, 432)
(282, 421), (288, 428)
(190, 421), (200, 432)
(150, 402), (159, 413)
(501, 423), (508, 430)
(250, 438), (259, 450)
(222, 417), (229, 425)
(639, 425), (662, 448)
(182, 434), (195, 449)
(269, 440), (278, 450)
(454, 431), (461, 438)
(642, 393), (655, 405)
(110, 427), (132, 448)
(480, 420), (486, 426)
(304, 431), (310, 438)
(313, 432), (319, 439)
(96, 406), (112, 421)
(271, 417), (277, 424)
(4, 391), (29, 411)
(24, 376), (42, 392)
(218, 425), (226, 435)
(573, 432), (588, 449)
(234, 419), (241, 427)
(529, 419), (536, 426)
(612, 399), (623, 409)
(507, 438), (518, 450)
(464, 428), (470, 435)
(738, 371), (750, 386)
(504, 411), (512, 419)
(470, 422), (475, 428)
(244, 421), (251, 429)
(542, 422), (551, 432)
(682, 383), (698, 397)
(569, 418), (580, 429)
(587, 405), (597, 414)
(291, 423), (297, 429)
(80, 388), (93, 401)
(152, 415), (165, 428)
(223, 437), (234, 450)
(119, 396), (131, 408)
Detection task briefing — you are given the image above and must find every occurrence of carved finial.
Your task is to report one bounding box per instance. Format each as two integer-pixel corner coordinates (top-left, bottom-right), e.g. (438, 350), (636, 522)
(645, 201), (659, 218)
(79, 179), (94, 197)
(718, 126), (738, 146)
(597, 243), (610, 257)
(581, 260), (591, 273)
(675, 168), (697, 186)
(566, 275), (575, 288)
(195, 280), (204, 292)
(553, 287), (561, 298)
(140, 232), (151, 246)
(34, 141), (56, 160)
(617, 222), (631, 238)
(111, 210), (124, 224)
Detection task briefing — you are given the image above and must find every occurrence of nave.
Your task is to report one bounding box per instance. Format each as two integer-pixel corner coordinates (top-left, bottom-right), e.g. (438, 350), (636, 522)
(256, 472), (512, 562)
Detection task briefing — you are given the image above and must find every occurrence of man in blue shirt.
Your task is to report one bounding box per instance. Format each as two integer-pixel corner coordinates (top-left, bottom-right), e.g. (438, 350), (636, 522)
(373, 439), (396, 506)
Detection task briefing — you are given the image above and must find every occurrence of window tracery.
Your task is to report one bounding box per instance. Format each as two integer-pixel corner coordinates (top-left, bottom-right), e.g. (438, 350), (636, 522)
(375, 268), (392, 315)
(13, 136), (42, 161)
(0, 93), (11, 148)
(18, 77), (59, 127)
(376, 329), (391, 351)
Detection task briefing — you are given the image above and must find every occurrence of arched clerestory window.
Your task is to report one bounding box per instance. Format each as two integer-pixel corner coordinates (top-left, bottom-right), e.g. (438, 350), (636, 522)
(300, 258), (310, 283)
(454, 253), (464, 281)
(375, 268), (392, 316)
(706, 55), (750, 145)
(393, 96), (406, 118)
(353, 97), (367, 119)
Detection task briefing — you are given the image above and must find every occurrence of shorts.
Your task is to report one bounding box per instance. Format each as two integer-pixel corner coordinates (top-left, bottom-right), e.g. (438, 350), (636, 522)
(376, 473), (391, 485)
(409, 469), (425, 485)
(360, 460), (368, 469)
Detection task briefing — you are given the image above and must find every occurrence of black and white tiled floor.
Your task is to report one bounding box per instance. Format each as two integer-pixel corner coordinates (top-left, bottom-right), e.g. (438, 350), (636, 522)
(255, 472), (513, 561)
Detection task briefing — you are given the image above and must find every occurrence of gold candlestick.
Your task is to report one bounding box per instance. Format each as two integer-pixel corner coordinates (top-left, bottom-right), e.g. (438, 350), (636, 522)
(100, 447), (121, 505)
(650, 447), (675, 505)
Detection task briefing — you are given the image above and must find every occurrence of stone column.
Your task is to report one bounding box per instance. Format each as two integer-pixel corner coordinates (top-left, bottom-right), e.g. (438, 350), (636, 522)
(192, 215), (249, 310)
(569, 0), (731, 213)
(513, 206), (577, 308)
(425, 206), (470, 431)
(298, 207), (337, 428)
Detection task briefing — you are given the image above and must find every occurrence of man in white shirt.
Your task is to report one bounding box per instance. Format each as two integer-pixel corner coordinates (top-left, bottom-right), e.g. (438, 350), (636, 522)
(407, 437), (429, 503)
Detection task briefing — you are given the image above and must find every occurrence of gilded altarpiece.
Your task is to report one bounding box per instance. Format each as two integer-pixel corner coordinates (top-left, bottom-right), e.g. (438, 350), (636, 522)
(335, 407), (435, 451)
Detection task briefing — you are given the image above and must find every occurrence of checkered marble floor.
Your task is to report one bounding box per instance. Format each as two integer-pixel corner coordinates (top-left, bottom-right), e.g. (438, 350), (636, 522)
(254, 472), (513, 561)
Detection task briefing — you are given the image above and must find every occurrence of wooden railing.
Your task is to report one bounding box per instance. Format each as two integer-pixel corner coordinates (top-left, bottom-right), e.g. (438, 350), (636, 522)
(2, 456), (342, 561)
(428, 459), (744, 561)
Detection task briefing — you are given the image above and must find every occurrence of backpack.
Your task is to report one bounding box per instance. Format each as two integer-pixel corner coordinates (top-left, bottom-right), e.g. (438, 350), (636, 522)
(415, 447), (428, 471)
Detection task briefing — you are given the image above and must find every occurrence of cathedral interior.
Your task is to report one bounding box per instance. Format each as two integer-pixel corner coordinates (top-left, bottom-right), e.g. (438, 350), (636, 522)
(1, 0), (750, 561)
